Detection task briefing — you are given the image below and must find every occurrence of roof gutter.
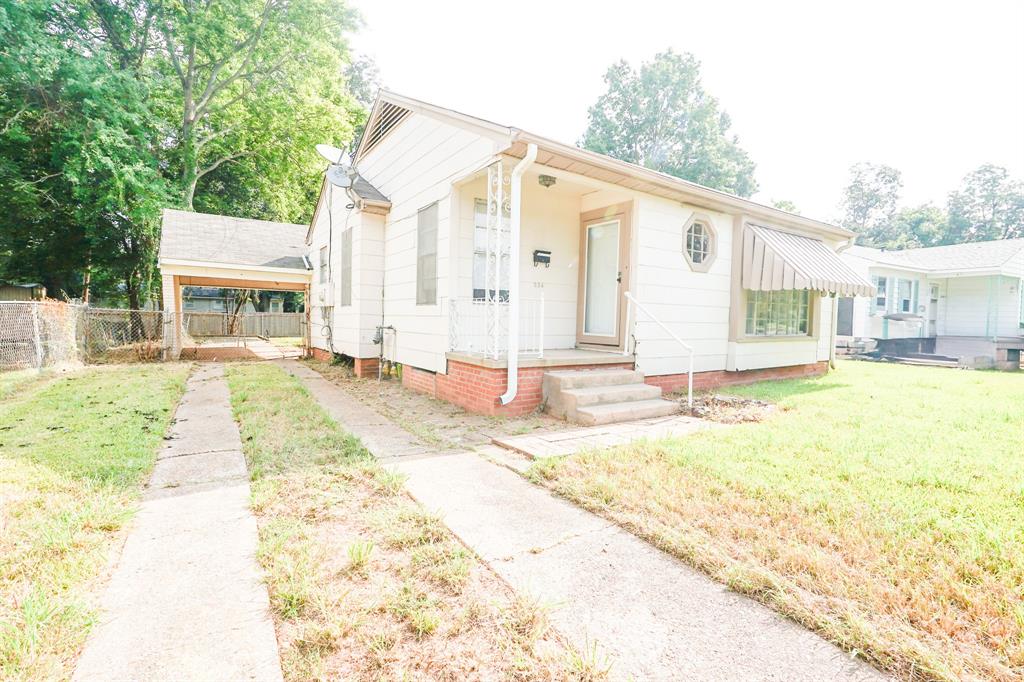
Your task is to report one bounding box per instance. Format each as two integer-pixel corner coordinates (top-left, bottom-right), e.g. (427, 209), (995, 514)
(513, 130), (854, 240)
(499, 142), (538, 406)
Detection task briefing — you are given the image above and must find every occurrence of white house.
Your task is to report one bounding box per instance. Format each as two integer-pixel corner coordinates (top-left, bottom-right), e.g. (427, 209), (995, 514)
(304, 91), (873, 419)
(839, 239), (1024, 368)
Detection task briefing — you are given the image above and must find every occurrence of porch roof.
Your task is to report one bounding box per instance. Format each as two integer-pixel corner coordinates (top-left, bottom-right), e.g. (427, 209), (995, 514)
(742, 224), (875, 297)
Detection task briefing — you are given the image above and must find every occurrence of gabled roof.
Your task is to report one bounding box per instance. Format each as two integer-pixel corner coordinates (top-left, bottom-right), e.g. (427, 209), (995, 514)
(847, 239), (1024, 276)
(160, 209), (310, 271)
(354, 90), (855, 240)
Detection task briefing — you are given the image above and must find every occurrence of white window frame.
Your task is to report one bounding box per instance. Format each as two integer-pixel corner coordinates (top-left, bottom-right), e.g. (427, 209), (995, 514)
(416, 202), (438, 305)
(744, 289), (811, 337)
(896, 278), (914, 314)
(318, 245), (328, 285)
(472, 198), (509, 301)
(339, 228), (352, 307)
(682, 213), (716, 272)
(872, 275), (888, 313)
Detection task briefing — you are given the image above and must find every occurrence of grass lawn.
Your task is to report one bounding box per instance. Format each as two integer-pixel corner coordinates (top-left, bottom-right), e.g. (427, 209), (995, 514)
(530, 360), (1024, 681)
(225, 363), (593, 681)
(0, 363), (189, 681)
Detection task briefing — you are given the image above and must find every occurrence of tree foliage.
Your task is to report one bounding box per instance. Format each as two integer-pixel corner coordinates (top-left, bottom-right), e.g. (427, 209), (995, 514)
(945, 164), (1024, 242)
(581, 50), (758, 198)
(0, 0), (363, 305)
(840, 162), (1024, 249)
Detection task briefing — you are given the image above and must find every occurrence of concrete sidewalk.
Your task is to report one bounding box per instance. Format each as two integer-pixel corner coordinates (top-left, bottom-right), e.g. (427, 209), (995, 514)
(73, 364), (282, 682)
(282, 360), (886, 680)
(394, 453), (887, 681)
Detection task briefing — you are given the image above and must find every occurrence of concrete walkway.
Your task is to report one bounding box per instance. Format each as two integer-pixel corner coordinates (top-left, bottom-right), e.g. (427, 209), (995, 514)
(277, 360), (443, 459)
(287, 360), (887, 681)
(73, 364), (282, 682)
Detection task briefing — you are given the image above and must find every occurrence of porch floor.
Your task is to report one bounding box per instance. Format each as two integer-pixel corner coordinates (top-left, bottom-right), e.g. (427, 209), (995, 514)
(446, 347), (630, 369)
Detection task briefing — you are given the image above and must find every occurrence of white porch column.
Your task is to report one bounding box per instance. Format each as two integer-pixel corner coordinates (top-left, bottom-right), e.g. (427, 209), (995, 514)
(161, 273), (182, 359)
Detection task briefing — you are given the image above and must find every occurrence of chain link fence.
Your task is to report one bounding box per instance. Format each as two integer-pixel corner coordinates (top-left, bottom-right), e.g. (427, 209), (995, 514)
(1, 301), (308, 371)
(0, 301), (167, 370)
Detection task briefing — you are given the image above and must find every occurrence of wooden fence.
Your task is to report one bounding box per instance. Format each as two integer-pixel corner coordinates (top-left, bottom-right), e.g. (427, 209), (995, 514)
(184, 312), (304, 338)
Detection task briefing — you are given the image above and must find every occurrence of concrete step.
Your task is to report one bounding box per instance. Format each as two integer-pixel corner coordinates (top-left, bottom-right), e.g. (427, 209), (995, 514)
(562, 382), (663, 408)
(543, 368), (644, 392)
(574, 398), (681, 426)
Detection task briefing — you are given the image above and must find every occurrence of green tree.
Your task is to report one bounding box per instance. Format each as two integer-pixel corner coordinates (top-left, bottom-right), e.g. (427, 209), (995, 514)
(839, 162), (903, 246)
(771, 199), (799, 213)
(154, 0), (361, 215)
(945, 164), (1024, 243)
(0, 0), (169, 305)
(886, 205), (947, 249)
(581, 50), (758, 198)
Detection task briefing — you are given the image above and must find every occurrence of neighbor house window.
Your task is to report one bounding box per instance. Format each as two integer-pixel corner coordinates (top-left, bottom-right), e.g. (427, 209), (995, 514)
(682, 214), (716, 272)
(319, 246), (328, 284)
(472, 198), (509, 301)
(872, 275), (887, 312)
(745, 289), (810, 336)
(416, 202), (438, 305)
(340, 228), (352, 306)
(896, 278), (915, 313)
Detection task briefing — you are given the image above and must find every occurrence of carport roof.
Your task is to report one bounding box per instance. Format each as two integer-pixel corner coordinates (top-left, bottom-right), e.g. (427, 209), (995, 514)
(159, 209), (310, 270)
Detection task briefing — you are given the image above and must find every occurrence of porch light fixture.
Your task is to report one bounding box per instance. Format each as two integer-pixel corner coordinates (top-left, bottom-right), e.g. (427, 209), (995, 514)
(538, 174), (556, 188)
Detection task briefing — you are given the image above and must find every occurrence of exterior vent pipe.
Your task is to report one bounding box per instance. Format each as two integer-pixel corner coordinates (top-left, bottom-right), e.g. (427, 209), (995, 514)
(499, 143), (538, 405)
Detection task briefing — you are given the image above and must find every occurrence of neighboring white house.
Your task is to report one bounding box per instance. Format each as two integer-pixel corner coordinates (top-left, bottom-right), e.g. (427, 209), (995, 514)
(839, 239), (1024, 367)
(305, 91), (873, 417)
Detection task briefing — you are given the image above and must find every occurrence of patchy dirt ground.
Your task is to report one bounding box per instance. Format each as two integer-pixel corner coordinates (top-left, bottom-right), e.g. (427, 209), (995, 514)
(681, 394), (775, 423)
(304, 359), (565, 450)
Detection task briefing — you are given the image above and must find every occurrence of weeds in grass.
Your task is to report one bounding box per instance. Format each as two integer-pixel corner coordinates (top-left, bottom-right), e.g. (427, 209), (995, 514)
(226, 362), (575, 681)
(0, 364), (188, 681)
(345, 540), (375, 574)
(410, 542), (471, 591)
(565, 640), (613, 680)
(533, 361), (1024, 681)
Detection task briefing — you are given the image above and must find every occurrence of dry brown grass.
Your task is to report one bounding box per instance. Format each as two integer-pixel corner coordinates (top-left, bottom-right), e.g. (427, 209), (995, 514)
(228, 362), (592, 681)
(530, 361), (1024, 681)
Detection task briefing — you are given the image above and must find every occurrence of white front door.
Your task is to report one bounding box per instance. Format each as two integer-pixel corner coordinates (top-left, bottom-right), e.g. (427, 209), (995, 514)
(577, 203), (632, 348)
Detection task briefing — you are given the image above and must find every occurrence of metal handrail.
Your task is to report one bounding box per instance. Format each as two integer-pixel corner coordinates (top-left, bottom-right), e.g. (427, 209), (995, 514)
(623, 291), (693, 407)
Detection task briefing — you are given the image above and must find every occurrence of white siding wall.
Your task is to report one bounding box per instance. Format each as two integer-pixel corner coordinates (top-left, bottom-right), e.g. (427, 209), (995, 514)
(632, 197), (732, 375)
(357, 114), (505, 372)
(940, 275), (1022, 337)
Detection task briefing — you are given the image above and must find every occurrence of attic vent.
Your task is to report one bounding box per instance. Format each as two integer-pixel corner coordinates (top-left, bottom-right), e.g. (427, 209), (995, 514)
(362, 102), (411, 157)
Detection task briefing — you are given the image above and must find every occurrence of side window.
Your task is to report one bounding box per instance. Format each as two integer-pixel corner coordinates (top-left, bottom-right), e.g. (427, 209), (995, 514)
(416, 202), (438, 305)
(897, 278), (913, 313)
(682, 214), (716, 272)
(472, 198), (509, 301)
(319, 245), (328, 285)
(340, 228), (352, 306)
(872, 276), (887, 312)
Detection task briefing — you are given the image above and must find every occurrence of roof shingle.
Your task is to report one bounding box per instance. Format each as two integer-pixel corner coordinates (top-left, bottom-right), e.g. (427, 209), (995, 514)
(159, 209), (309, 270)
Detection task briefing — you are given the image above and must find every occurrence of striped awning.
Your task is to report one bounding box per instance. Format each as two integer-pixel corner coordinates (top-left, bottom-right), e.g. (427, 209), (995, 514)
(742, 224), (874, 296)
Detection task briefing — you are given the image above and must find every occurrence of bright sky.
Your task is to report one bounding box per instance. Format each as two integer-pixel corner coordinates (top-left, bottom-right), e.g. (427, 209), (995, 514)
(350, 0), (1024, 223)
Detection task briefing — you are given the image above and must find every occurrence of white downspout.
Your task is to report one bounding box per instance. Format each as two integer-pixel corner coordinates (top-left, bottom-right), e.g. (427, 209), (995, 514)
(500, 143), (538, 405)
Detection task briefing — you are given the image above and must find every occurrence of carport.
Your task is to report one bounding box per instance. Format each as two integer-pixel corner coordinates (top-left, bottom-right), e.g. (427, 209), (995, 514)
(158, 209), (312, 359)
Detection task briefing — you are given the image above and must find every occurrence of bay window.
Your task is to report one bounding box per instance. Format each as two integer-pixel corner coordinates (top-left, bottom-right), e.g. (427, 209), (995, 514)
(745, 289), (811, 337)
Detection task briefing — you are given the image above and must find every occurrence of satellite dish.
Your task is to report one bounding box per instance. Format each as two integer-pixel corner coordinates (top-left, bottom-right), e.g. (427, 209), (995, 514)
(315, 143), (346, 164)
(325, 164), (352, 188)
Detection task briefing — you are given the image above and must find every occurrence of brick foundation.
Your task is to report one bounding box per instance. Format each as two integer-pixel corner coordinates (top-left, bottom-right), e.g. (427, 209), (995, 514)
(403, 360), (636, 417)
(403, 359), (830, 416)
(644, 361), (829, 394)
(353, 357), (379, 378)
(310, 347), (332, 362)
(309, 346), (380, 378)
